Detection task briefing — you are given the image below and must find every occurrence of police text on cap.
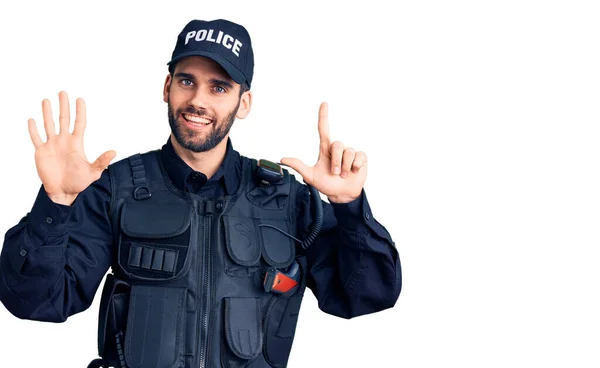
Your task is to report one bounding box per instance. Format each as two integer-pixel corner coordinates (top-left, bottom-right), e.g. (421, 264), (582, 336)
(185, 29), (243, 57)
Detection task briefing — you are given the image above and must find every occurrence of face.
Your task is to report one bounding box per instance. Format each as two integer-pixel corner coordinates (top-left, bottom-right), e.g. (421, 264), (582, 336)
(163, 56), (252, 153)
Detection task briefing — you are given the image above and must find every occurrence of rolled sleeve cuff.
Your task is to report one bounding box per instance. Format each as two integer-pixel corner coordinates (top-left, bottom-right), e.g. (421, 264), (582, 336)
(29, 185), (74, 236)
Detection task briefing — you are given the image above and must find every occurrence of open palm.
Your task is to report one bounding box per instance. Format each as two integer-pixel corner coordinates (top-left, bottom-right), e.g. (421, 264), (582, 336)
(28, 91), (116, 205)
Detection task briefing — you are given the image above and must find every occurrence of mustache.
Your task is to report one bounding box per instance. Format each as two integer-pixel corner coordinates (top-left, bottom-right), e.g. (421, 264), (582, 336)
(178, 107), (213, 119)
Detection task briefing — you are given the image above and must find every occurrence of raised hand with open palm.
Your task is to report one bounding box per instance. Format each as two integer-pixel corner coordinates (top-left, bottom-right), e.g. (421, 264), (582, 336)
(27, 91), (116, 206)
(280, 102), (367, 203)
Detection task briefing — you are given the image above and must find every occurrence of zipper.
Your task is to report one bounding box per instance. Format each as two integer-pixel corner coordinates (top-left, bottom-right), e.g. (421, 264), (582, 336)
(198, 203), (213, 368)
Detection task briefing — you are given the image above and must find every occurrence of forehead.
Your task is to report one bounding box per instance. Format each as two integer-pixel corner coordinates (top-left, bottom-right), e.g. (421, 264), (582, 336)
(174, 56), (233, 82)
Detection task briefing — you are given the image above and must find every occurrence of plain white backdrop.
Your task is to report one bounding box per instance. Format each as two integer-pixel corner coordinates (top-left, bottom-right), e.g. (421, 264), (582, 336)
(1, 0), (599, 367)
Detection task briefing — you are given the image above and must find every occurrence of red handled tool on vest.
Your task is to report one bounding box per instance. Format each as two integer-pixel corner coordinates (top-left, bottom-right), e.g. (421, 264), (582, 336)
(263, 261), (300, 294)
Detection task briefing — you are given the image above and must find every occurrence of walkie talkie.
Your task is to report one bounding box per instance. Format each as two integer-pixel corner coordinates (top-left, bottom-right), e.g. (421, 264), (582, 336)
(263, 262), (300, 294)
(256, 159), (284, 185)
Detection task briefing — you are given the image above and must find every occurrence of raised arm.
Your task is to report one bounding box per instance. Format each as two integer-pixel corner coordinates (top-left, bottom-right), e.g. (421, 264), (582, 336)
(283, 102), (401, 318)
(0, 92), (116, 322)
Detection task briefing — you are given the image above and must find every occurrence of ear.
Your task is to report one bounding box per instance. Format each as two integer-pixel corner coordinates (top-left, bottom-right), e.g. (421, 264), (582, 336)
(163, 74), (172, 103)
(235, 89), (253, 119)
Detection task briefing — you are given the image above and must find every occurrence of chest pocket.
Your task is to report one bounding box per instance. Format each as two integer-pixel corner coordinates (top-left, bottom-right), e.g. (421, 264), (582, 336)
(117, 198), (193, 281)
(222, 215), (296, 275)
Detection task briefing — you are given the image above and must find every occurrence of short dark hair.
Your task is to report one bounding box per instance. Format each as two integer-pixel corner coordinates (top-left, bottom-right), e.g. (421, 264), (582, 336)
(169, 62), (249, 97)
(238, 82), (249, 97)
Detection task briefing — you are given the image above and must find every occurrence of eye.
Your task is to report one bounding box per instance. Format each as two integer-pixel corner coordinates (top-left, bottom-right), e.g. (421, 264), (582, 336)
(213, 85), (226, 94)
(180, 79), (194, 87)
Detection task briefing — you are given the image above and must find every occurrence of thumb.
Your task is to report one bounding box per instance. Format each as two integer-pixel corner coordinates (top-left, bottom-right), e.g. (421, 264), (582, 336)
(92, 150), (117, 170)
(280, 157), (313, 183)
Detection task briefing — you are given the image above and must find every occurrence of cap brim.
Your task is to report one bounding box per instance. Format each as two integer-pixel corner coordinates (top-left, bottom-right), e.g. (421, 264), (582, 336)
(167, 51), (246, 86)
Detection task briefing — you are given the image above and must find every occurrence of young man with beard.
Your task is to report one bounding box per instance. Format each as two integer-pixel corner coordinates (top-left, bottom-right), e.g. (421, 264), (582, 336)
(0, 19), (401, 367)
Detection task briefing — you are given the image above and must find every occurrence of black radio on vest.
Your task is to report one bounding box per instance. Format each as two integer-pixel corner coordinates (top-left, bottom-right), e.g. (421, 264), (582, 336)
(88, 152), (323, 368)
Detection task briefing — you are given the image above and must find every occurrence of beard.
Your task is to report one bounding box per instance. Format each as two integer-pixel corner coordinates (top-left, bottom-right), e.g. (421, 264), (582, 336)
(168, 98), (240, 153)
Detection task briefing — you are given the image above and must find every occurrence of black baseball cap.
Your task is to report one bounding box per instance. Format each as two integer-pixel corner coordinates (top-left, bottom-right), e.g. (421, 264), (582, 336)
(167, 19), (254, 89)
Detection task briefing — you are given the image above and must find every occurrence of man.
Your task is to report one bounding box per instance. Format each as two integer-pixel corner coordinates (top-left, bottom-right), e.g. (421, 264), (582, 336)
(0, 19), (401, 367)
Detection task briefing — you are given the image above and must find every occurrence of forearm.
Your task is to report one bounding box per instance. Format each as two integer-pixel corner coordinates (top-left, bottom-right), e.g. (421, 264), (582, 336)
(0, 218), (68, 321)
(303, 189), (402, 319)
(331, 227), (401, 317)
(307, 226), (401, 319)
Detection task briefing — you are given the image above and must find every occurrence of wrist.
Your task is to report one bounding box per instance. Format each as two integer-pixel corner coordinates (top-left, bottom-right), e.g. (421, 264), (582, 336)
(47, 193), (78, 206)
(328, 193), (360, 204)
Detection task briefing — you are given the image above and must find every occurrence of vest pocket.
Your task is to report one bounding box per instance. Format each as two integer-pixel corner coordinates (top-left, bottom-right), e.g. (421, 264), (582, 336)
(223, 215), (261, 268)
(221, 297), (263, 367)
(222, 215), (296, 277)
(263, 293), (304, 367)
(118, 200), (193, 281)
(258, 219), (295, 269)
(124, 285), (186, 368)
(97, 274), (130, 365)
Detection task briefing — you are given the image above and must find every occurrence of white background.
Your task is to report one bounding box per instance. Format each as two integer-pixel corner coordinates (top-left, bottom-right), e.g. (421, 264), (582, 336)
(1, 0), (599, 367)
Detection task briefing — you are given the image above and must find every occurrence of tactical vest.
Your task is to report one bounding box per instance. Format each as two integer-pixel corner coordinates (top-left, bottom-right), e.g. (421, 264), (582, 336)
(94, 150), (308, 368)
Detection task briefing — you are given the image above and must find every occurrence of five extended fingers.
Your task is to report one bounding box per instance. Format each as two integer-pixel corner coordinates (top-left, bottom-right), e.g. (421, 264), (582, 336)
(29, 91), (87, 147)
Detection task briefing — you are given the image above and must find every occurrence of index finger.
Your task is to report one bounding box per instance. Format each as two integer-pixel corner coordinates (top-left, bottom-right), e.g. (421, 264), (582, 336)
(318, 102), (330, 152)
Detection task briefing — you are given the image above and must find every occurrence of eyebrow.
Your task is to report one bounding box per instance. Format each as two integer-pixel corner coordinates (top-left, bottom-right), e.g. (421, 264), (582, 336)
(174, 72), (197, 82)
(209, 78), (234, 90)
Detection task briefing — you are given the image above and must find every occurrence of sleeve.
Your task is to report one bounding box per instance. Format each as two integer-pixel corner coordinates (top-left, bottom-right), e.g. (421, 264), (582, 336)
(296, 183), (402, 319)
(0, 170), (114, 322)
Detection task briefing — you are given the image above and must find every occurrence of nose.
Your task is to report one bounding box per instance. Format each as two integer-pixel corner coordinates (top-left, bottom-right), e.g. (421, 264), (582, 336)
(188, 86), (211, 111)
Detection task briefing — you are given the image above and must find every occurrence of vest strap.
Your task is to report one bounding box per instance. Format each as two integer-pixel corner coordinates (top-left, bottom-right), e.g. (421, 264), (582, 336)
(128, 154), (152, 200)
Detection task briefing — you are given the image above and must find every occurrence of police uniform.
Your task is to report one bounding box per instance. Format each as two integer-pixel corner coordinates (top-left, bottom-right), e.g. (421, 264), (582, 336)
(0, 19), (401, 368)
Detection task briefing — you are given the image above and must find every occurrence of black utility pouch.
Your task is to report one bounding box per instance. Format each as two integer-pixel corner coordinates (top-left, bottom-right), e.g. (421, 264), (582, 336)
(263, 293), (303, 367)
(221, 297), (264, 368)
(117, 198), (193, 282)
(97, 273), (131, 367)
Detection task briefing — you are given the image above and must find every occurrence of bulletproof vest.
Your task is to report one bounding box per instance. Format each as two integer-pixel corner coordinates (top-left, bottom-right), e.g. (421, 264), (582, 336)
(95, 150), (307, 368)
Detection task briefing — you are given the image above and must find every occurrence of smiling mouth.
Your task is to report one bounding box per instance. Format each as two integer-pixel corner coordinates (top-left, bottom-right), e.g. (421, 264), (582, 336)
(182, 113), (213, 127)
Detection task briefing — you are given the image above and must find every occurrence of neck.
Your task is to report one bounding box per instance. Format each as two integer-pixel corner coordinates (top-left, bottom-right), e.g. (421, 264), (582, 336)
(170, 134), (228, 179)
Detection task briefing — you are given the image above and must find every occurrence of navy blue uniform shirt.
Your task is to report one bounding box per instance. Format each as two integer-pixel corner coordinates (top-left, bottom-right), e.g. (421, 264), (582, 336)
(0, 137), (401, 322)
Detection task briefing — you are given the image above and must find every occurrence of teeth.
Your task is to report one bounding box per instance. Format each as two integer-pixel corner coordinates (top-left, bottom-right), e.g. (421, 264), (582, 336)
(183, 114), (211, 125)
